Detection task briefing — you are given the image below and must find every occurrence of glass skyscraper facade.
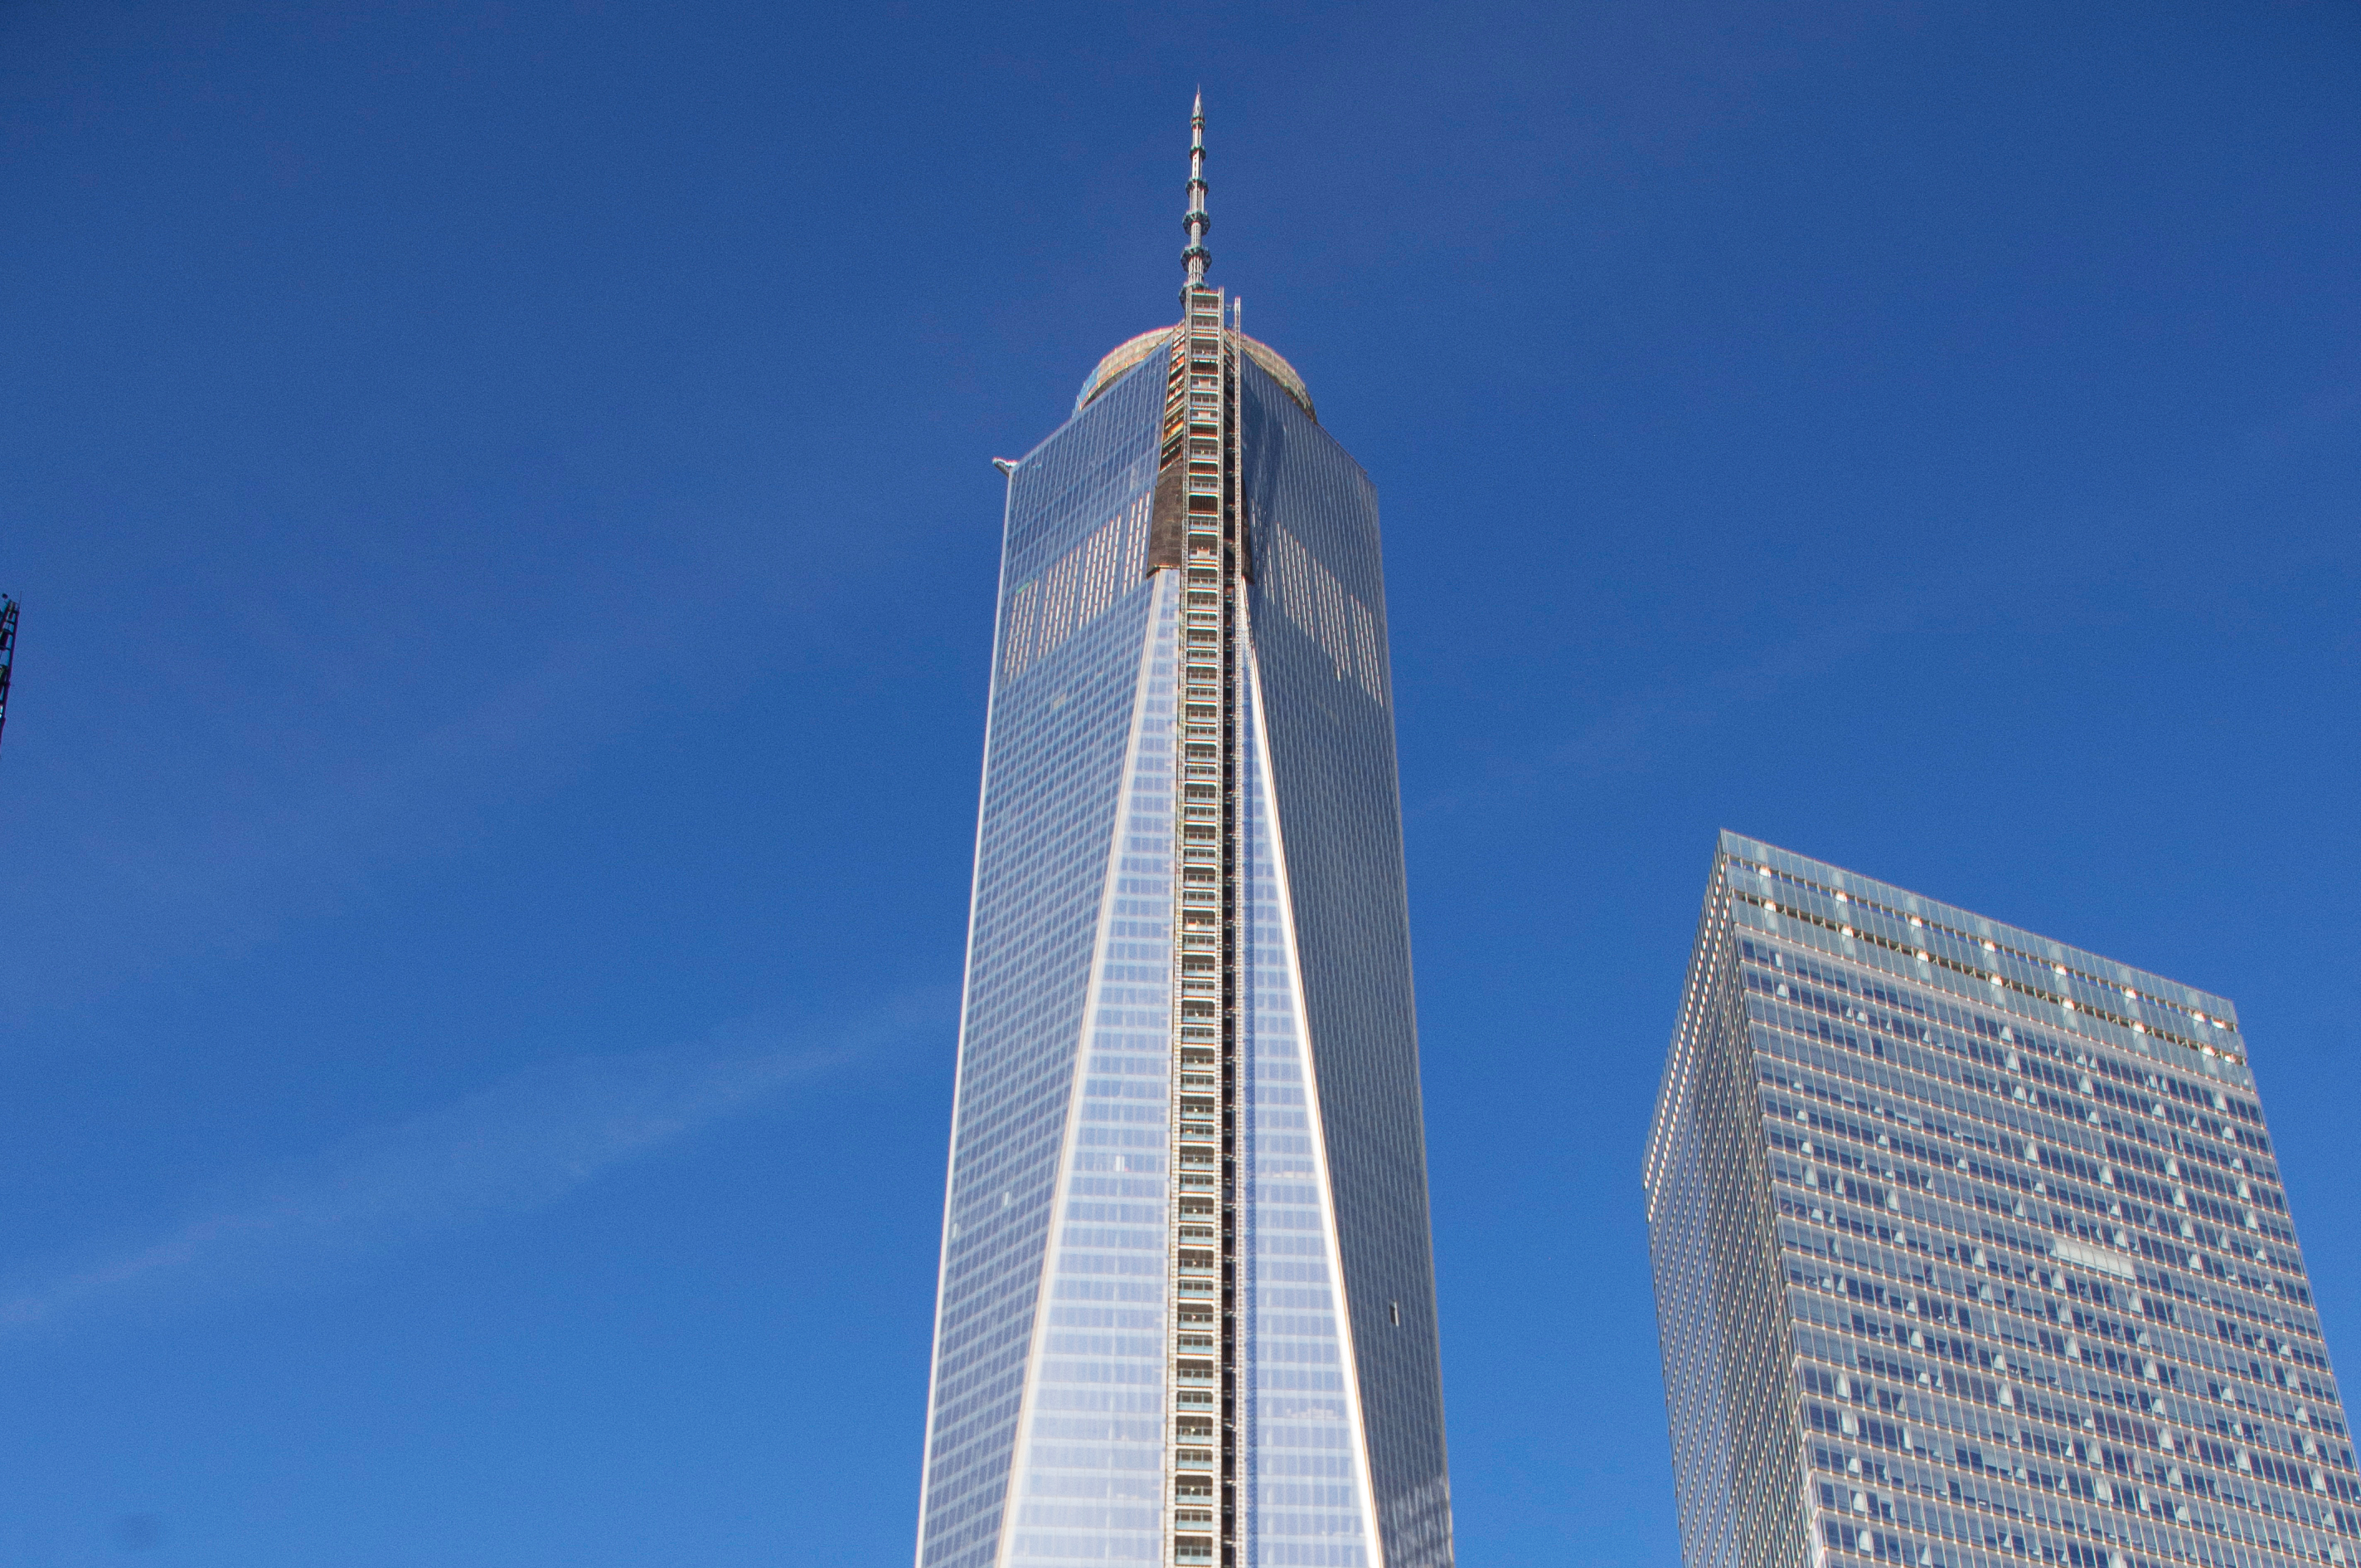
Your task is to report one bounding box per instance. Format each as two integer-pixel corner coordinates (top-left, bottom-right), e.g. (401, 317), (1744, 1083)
(914, 103), (1453, 1568)
(1648, 830), (2356, 1568)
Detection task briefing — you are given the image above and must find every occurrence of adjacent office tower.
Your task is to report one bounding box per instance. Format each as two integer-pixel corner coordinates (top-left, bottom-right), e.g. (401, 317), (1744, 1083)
(913, 101), (1453, 1568)
(1647, 831), (2355, 1568)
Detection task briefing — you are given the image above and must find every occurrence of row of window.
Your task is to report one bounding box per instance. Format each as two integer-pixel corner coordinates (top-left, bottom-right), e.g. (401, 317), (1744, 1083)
(1763, 1114), (2313, 1362)
(1748, 995), (2312, 1308)
(1773, 1163), (2339, 1420)
(1733, 855), (2238, 1055)
(1800, 1384), (2357, 1562)
(1740, 940), (2270, 1155)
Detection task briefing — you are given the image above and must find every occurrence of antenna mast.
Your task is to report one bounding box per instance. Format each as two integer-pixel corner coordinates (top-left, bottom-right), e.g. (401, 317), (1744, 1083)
(1180, 91), (1211, 291)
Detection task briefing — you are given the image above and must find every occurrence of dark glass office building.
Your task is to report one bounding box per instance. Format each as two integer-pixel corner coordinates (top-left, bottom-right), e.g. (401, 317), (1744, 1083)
(1648, 830), (2355, 1568)
(913, 103), (1453, 1568)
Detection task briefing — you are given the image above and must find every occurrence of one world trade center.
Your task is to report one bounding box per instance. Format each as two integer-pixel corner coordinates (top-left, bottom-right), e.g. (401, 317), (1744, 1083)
(912, 100), (1455, 1568)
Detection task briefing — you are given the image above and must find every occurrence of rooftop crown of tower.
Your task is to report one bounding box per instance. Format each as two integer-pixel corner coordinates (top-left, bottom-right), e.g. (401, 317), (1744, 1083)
(1072, 96), (1316, 419)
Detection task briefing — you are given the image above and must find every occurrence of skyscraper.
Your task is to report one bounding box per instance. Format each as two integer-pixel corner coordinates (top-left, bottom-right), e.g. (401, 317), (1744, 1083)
(1647, 830), (2356, 1568)
(912, 101), (1453, 1568)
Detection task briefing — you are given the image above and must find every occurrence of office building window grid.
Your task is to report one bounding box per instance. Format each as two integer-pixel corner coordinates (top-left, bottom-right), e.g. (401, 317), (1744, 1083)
(1649, 832), (2352, 1568)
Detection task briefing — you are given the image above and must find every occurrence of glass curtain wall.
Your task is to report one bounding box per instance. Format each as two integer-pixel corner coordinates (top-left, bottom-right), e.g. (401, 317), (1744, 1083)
(918, 361), (1167, 1568)
(1648, 832), (2356, 1568)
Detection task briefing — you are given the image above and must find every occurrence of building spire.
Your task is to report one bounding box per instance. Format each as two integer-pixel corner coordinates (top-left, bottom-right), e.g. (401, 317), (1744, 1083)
(1181, 90), (1211, 288)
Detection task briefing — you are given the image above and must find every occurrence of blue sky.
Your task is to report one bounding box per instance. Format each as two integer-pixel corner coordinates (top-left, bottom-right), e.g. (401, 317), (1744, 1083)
(2, 1), (2357, 1563)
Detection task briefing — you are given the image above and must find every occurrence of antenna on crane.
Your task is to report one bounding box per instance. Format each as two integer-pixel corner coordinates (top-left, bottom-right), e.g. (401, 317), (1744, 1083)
(0, 596), (19, 761)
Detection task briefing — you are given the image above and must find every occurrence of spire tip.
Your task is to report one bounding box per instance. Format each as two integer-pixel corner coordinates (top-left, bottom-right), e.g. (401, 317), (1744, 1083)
(1180, 93), (1211, 288)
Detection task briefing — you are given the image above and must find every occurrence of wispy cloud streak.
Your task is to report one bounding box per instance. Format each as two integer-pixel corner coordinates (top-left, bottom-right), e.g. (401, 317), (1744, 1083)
(0, 999), (939, 1331)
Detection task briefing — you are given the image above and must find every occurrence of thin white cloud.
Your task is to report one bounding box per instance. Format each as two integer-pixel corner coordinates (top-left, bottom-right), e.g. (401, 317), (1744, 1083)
(1407, 620), (1861, 822)
(0, 997), (942, 1331)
